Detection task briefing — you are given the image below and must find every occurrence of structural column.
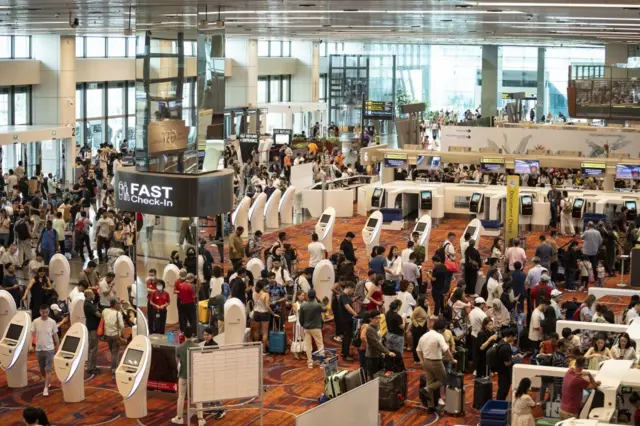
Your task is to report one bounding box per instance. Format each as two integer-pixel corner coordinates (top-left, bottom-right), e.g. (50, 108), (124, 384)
(291, 40), (320, 103)
(480, 45), (498, 118)
(536, 47), (546, 120)
(225, 38), (258, 109)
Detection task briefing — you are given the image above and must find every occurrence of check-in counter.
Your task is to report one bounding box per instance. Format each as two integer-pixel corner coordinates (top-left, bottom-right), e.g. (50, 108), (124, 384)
(302, 176), (375, 218)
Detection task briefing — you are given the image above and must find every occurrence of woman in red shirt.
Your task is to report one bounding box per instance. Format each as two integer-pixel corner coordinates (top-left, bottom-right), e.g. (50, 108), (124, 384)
(366, 275), (384, 312)
(175, 272), (197, 332)
(149, 279), (170, 334)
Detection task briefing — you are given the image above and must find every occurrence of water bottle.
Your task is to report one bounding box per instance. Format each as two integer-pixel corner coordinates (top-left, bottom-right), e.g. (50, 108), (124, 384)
(167, 331), (174, 345)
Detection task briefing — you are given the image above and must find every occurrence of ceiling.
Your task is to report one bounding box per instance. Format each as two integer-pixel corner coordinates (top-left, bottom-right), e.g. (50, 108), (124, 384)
(1, 0), (640, 46)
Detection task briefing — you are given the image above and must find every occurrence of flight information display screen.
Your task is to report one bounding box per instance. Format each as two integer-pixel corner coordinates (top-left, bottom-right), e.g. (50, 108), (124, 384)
(515, 159), (539, 174)
(616, 164), (640, 180)
(581, 162), (606, 178)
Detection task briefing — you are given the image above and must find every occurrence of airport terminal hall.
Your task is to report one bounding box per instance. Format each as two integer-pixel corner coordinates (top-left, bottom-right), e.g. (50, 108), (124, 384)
(9, 1), (640, 426)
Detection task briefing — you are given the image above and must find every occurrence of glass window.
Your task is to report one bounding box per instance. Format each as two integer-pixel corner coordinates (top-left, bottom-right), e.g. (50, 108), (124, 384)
(283, 41), (290, 57)
(108, 85), (124, 116)
(128, 84), (135, 116)
(0, 91), (8, 125)
(127, 37), (136, 57)
(282, 77), (290, 102)
(184, 41), (196, 56)
(87, 119), (104, 152)
(258, 40), (269, 57)
(76, 88), (84, 120)
(0, 37), (10, 58)
(76, 37), (84, 57)
(13, 89), (28, 125)
(258, 78), (268, 103)
(107, 38), (126, 57)
(85, 37), (106, 57)
(271, 41), (282, 57)
(319, 74), (327, 101)
(108, 117), (125, 148)
(86, 83), (104, 118)
(270, 78), (281, 102)
(13, 36), (30, 58)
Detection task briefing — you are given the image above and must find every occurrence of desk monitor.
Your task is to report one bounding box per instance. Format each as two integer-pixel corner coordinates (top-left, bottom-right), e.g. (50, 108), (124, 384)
(471, 193), (482, 203)
(574, 199), (584, 209)
(616, 164), (640, 180)
(366, 217), (378, 229)
(626, 200), (637, 211)
(466, 226), (477, 237)
(123, 349), (143, 367)
(61, 336), (80, 353)
(371, 188), (384, 208)
(415, 222), (427, 233)
(515, 159), (539, 175)
(319, 214), (331, 224)
(5, 324), (22, 341)
(421, 191), (432, 201)
(521, 196), (532, 205)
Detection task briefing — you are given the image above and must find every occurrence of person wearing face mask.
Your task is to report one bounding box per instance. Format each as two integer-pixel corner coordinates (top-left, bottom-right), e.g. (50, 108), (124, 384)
(146, 269), (158, 330)
(149, 279), (170, 334)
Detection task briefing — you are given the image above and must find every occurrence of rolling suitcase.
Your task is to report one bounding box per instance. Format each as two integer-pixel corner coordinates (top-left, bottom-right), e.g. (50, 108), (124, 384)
(446, 370), (464, 389)
(343, 368), (366, 391)
(444, 385), (465, 416)
(454, 346), (468, 374)
(535, 419), (557, 426)
(198, 300), (210, 323)
(473, 370), (493, 409)
(268, 318), (286, 354)
(325, 370), (347, 399)
(375, 370), (408, 411)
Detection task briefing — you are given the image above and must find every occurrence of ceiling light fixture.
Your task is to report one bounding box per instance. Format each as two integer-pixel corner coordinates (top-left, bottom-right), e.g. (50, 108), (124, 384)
(467, 2), (640, 7)
(549, 16), (640, 21)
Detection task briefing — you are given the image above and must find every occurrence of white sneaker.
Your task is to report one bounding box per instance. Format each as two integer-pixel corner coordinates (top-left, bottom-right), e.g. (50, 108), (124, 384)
(308, 363), (314, 369)
(438, 398), (445, 406)
(472, 370), (477, 377)
(198, 419), (206, 426)
(43, 387), (49, 397)
(171, 417), (184, 425)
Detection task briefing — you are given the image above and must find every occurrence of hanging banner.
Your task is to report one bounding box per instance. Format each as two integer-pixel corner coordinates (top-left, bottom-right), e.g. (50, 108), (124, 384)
(505, 175), (520, 245)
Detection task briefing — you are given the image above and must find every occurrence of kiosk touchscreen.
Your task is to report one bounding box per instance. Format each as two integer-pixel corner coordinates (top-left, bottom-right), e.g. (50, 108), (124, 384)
(249, 192), (267, 234)
(265, 188), (282, 229)
(572, 198), (586, 219)
(116, 335), (152, 419)
(371, 188), (385, 209)
(362, 210), (383, 255)
(420, 191), (433, 211)
(520, 195), (533, 216)
(53, 322), (88, 402)
(279, 185), (296, 224)
(0, 311), (30, 388)
(312, 259), (335, 305)
(231, 196), (251, 238)
(69, 295), (86, 326)
(0, 290), (16, 338)
(315, 207), (336, 252)
(469, 192), (484, 214)
(461, 218), (483, 249)
(626, 200), (638, 221)
(413, 215), (432, 258)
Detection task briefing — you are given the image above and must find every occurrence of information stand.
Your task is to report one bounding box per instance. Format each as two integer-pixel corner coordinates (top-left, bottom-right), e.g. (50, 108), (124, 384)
(187, 342), (264, 425)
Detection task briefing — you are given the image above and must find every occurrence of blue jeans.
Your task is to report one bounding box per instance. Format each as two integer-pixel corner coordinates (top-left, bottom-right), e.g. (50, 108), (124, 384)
(41, 248), (54, 265)
(550, 202), (558, 227)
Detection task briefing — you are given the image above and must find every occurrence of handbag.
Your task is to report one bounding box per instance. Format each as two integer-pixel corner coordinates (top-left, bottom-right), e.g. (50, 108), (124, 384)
(97, 318), (105, 337)
(444, 258), (460, 273)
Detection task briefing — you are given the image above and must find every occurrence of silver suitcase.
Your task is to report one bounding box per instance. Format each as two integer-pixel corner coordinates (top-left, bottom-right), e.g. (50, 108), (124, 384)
(444, 386), (464, 416)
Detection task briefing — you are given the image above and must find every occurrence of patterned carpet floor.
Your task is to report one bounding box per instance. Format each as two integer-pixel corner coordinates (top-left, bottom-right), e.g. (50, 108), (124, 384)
(0, 213), (629, 425)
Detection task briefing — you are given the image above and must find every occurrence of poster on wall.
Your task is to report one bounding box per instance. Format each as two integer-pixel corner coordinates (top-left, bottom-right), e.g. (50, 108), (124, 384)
(440, 126), (640, 158)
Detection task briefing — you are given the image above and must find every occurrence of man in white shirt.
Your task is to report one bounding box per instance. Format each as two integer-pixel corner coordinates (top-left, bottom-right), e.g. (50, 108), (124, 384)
(529, 301), (546, 346)
(68, 281), (88, 303)
(271, 257), (292, 288)
(442, 232), (456, 261)
(295, 268), (312, 295)
(307, 233), (327, 269)
(460, 232), (471, 266)
(401, 241), (414, 264)
(31, 304), (59, 396)
(468, 297), (487, 375)
(416, 319), (456, 412)
(99, 272), (117, 309)
(103, 298), (125, 373)
(550, 289), (562, 319)
(95, 212), (114, 262)
(0, 244), (19, 266)
(626, 301), (640, 325)
(505, 239), (527, 271)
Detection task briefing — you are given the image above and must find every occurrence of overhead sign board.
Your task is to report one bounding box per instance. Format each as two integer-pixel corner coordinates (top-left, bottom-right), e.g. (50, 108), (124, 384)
(239, 133), (259, 144)
(273, 129), (292, 145)
(147, 120), (189, 155)
(364, 100), (394, 120)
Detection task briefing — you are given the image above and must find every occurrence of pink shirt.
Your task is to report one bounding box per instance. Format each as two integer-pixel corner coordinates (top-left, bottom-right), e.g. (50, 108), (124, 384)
(506, 247), (527, 271)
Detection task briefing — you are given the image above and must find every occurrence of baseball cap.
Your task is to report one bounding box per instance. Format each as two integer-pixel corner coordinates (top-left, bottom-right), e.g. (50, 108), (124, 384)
(50, 304), (61, 312)
(550, 289), (562, 297)
(541, 274), (551, 282)
(475, 297), (486, 304)
(185, 273), (195, 281)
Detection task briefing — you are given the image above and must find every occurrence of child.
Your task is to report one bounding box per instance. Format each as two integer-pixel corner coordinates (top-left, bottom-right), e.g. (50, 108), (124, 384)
(597, 260), (606, 288)
(578, 256), (592, 292)
(321, 296), (334, 322)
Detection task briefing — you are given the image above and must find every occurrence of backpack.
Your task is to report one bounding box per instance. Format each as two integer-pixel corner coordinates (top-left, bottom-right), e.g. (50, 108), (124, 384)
(435, 242), (450, 262)
(354, 279), (367, 302)
(413, 245), (426, 264)
(487, 341), (508, 371)
(572, 304), (587, 321)
(15, 220), (29, 241)
(75, 219), (85, 233)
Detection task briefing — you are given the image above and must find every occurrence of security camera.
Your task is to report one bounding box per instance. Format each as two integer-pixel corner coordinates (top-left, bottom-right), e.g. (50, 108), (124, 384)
(69, 12), (79, 28)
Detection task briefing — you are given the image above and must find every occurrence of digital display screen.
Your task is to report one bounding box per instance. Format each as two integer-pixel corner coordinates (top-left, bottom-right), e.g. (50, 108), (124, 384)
(372, 188), (383, 199)
(514, 159), (540, 175)
(521, 196), (532, 206)
(62, 336), (80, 353)
(416, 156), (441, 170)
(5, 324), (22, 340)
(431, 156), (441, 170)
(421, 191), (432, 200)
(415, 222), (427, 233)
(363, 100), (394, 120)
(384, 158), (408, 168)
(481, 163), (505, 174)
(581, 162), (606, 178)
(574, 199), (584, 209)
(366, 218), (379, 228)
(626, 201), (637, 211)
(466, 226), (477, 237)
(123, 349), (144, 367)
(471, 193), (482, 202)
(319, 214), (331, 224)
(274, 134), (290, 145)
(616, 164), (640, 180)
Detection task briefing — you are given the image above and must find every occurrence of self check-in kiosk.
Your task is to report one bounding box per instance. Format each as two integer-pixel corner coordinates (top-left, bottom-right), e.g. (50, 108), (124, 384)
(213, 297), (249, 345)
(573, 198), (586, 219)
(362, 210), (383, 256)
(49, 254), (70, 301)
(265, 188), (282, 229)
(232, 196), (251, 238)
(461, 218), (483, 249)
(246, 258), (265, 286)
(420, 190), (433, 211)
(520, 194), (533, 216)
(162, 264), (180, 325)
(249, 192), (267, 234)
(469, 192), (484, 215)
(413, 215), (432, 258)
(114, 255), (135, 303)
(315, 207), (336, 252)
(69, 295), (85, 325)
(312, 259), (335, 306)
(0, 311), (30, 388)
(0, 290), (16, 338)
(279, 185), (296, 225)
(116, 335), (152, 419)
(53, 322), (88, 402)
(371, 187), (385, 210)
(626, 200), (638, 221)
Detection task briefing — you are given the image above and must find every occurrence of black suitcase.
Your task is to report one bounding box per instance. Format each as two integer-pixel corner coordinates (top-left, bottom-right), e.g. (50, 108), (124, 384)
(446, 370), (464, 389)
(375, 370), (408, 411)
(419, 387), (429, 407)
(454, 346), (468, 374)
(384, 351), (405, 372)
(473, 375), (493, 409)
